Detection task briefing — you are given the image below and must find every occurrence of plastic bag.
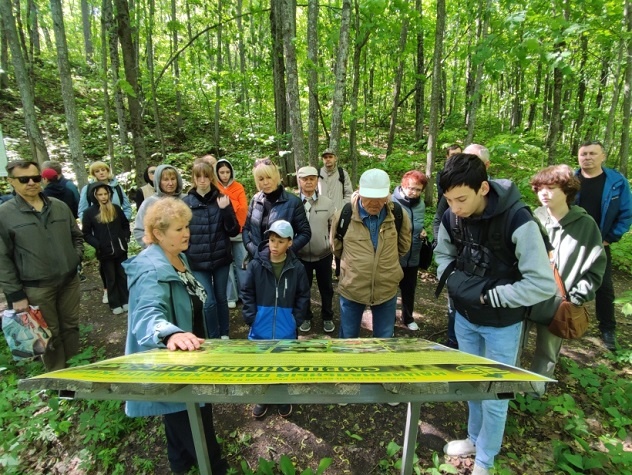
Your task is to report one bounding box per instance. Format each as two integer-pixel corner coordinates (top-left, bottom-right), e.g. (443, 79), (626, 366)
(2, 306), (52, 360)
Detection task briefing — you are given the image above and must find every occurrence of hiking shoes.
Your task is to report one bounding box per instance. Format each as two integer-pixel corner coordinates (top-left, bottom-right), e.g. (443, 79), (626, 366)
(323, 320), (335, 333)
(252, 404), (268, 418)
(601, 330), (616, 351)
(443, 438), (476, 456)
(407, 321), (419, 331)
(299, 320), (312, 332)
(277, 404), (292, 417)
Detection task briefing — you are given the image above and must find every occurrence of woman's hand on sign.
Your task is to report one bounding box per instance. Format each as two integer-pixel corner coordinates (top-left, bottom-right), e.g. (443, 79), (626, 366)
(166, 332), (205, 351)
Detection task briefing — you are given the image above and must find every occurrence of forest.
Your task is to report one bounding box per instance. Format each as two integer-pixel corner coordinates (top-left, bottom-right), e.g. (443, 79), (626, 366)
(1, 0), (632, 474)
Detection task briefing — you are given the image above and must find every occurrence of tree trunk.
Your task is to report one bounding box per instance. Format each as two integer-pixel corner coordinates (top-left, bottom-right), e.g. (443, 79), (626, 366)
(386, 16), (409, 156)
(425, 0), (445, 205)
(81, 0), (93, 62)
(50, 0), (88, 186)
(281, 0), (306, 171)
(585, 55), (610, 139)
(545, 47), (564, 165)
(1, 17), (9, 89)
(147, 0), (165, 158)
(525, 61), (542, 132)
(620, 0), (632, 177)
(328, 0), (351, 155)
(0, 0), (49, 164)
(170, 0), (184, 132)
(114, 0), (147, 179)
(414, 0), (424, 142)
(604, 40), (625, 153)
(270, 0), (289, 153)
(571, 34), (588, 156)
(100, 0), (114, 162)
(236, 0), (249, 112)
(27, 0), (39, 58)
(349, 0), (370, 185)
(104, 0), (128, 149)
(306, 0), (319, 166)
(465, 0), (490, 145)
(214, 0), (222, 149)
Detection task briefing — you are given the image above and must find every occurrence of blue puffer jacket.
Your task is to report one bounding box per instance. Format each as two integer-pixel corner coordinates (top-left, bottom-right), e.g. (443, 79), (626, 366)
(575, 167), (632, 244)
(392, 186), (426, 268)
(241, 243), (310, 340)
(122, 245), (198, 417)
(183, 187), (240, 271)
(242, 185), (311, 257)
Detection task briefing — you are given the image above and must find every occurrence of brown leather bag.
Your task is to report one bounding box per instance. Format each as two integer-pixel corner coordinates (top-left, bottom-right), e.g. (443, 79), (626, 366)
(547, 260), (589, 339)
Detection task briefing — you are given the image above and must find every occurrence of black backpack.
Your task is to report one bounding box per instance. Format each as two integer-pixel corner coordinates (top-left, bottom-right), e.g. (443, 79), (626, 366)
(335, 201), (404, 241)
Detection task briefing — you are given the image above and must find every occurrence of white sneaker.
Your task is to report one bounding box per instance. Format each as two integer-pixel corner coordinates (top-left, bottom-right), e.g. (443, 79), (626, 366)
(227, 301), (236, 309)
(387, 402), (400, 406)
(112, 307), (124, 315)
(122, 304), (129, 312)
(407, 321), (419, 331)
(102, 290), (108, 304)
(472, 465), (490, 475)
(443, 438), (476, 456)
(220, 335), (230, 340)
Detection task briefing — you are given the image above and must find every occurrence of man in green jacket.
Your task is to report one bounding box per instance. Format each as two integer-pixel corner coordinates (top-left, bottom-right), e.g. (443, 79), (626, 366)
(0, 160), (84, 371)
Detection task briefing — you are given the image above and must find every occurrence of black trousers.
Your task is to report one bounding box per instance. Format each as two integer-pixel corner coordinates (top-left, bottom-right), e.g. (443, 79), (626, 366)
(100, 256), (128, 309)
(595, 245), (615, 332)
(398, 266), (419, 325)
(163, 405), (227, 474)
(300, 254), (334, 321)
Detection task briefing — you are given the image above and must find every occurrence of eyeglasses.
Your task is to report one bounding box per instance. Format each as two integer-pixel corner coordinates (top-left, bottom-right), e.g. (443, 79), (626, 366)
(254, 158), (274, 167)
(13, 175), (42, 184)
(404, 186), (424, 193)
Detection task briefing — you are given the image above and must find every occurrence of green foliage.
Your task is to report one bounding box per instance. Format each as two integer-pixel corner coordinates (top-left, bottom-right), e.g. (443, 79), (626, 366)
(239, 455), (332, 475)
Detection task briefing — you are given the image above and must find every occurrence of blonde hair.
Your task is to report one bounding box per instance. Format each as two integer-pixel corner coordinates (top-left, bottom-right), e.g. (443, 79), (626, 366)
(143, 198), (192, 245)
(89, 161), (113, 181)
(191, 162), (220, 191)
(92, 184), (117, 224)
(252, 159), (281, 191)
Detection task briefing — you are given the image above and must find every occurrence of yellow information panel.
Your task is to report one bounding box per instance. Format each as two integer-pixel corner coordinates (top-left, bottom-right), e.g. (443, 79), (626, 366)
(35, 338), (549, 385)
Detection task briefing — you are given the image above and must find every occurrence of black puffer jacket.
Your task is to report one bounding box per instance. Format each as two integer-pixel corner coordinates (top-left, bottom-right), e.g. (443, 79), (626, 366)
(183, 187), (240, 271)
(243, 185), (311, 257)
(82, 204), (130, 260)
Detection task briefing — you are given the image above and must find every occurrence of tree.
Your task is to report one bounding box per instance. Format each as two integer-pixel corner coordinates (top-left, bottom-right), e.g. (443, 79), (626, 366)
(425, 0), (445, 205)
(81, 0), (93, 62)
(0, 0), (49, 164)
(306, 0), (319, 166)
(414, 0), (424, 142)
(328, 0), (351, 155)
(620, 0), (632, 177)
(386, 14), (409, 157)
(50, 0), (88, 187)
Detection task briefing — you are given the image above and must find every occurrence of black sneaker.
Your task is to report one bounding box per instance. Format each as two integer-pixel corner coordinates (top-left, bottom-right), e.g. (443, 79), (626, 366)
(277, 404), (292, 417)
(601, 330), (616, 351)
(299, 320), (311, 332)
(252, 404), (268, 418)
(323, 320), (335, 333)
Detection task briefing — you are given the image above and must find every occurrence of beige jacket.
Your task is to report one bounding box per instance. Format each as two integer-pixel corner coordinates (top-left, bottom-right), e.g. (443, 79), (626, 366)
(330, 193), (411, 305)
(318, 166), (353, 210)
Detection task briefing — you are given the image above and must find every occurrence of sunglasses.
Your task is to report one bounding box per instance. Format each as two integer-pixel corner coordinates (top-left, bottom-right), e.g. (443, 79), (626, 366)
(254, 158), (274, 167)
(13, 175), (42, 184)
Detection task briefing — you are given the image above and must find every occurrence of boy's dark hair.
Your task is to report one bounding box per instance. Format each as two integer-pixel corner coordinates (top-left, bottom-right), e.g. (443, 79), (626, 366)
(268, 232), (292, 242)
(446, 144), (462, 156)
(6, 160), (39, 177)
(438, 154), (487, 194)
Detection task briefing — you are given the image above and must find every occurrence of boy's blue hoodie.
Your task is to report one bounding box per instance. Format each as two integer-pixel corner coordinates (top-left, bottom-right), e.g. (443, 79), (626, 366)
(241, 242), (310, 340)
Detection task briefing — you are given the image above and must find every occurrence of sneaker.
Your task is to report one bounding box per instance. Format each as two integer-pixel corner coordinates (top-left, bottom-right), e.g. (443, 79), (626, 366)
(122, 304), (129, 312)
(227, 301), (236, 309)
(102, 290), (108, 304)
(443, 438), (476, 456)
(472, 465), (490, 475)
(407, 321), (419, 331)
(79, 272), (87, 283)
(323, 320), (335, 333)
(387, 402), (400, 406)
(277, 404), (292, 417)
(601, 330), (616, 351)
(299, 320), (312, 332)
(112, 307), (124, 315)
(252, 404), (268, 418)
(220, 335), (230, 340)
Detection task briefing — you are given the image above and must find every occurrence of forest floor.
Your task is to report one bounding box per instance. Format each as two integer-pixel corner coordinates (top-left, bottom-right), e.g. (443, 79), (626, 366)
(5, 260), (632, 474)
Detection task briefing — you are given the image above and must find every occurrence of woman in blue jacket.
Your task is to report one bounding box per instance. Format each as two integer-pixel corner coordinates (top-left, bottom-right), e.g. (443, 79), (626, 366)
(183, 162), (240, 339)
(123, 198), (228, 475)
(242, 159), (311, 258)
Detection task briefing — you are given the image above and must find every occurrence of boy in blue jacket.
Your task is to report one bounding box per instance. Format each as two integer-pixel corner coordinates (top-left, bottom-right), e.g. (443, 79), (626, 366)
(241, 219), (310, 419)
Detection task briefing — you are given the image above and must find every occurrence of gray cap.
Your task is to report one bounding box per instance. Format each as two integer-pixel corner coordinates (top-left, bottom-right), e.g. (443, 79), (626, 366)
(321, 149), (336, 157)
(297, 166), (319, 178)
(264, 220), (294, 239)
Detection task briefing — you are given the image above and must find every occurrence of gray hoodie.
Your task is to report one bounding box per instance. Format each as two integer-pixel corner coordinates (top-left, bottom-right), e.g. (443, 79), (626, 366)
(133, 164), (185, 247)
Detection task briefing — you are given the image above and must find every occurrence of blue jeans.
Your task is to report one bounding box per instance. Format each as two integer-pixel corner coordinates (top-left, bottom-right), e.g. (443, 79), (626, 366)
(455, 312), (523, 469)
(339, 295), (397, 338)
(227, 240), (248, 303)
(193, 265), (230, 338)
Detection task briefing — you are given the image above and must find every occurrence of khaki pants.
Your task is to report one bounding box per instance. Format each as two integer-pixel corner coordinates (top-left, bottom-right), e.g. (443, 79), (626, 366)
(24, 274), (81, 371)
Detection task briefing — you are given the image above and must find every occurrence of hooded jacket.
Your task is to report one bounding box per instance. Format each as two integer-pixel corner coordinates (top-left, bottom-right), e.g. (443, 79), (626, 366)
(134, 166), (156, 210)
(133, 164), (185, 247)
(434, 179), (555, 327)
(215, 159), (248, 231)
(534, 205), (606, 306)
(78, 178), (131, 220)
(331, 192), (412, 306)
(183, 186), (240, 270)
(0, 193), (83, 304)
(391, 185), (426, 268)
(82, 184), (130, 261)
(243, 185), (311, 257)
(574, 167), (632, 244)
(241, 242), (310, 340)
(43, 179), (79, 218)
(122, 245), (197, 417)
